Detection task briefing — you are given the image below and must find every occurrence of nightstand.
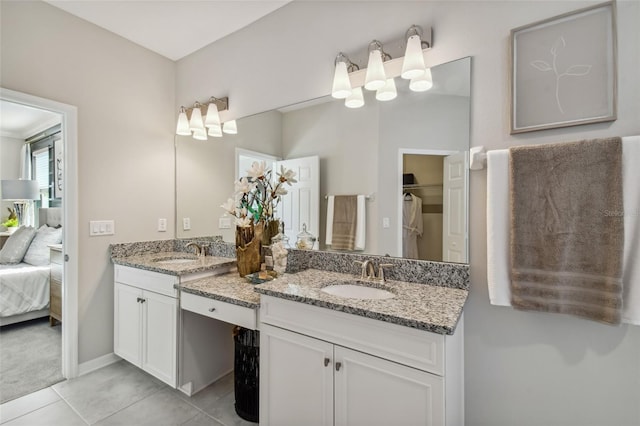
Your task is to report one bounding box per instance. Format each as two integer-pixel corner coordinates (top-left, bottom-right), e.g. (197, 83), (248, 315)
(49, 244), (63, 326)
(0, 231), (11, 250)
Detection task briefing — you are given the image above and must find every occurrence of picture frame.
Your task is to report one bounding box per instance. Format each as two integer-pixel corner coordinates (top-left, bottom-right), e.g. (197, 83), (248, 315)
(510, 1), (617, 134)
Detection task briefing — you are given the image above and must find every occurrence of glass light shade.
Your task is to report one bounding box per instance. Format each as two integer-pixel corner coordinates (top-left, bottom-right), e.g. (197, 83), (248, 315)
(376, 78), (397, 101)
(192, 128), (208, 140)
(176, 110), (191, 135)
(189, 105), (205, 131)
(401, 34), (426, 79)
(208, 124), (223, 137)
(364, 49), (386, 91)
(331, 61), (352, 99)
(223, 120), (238, 134)
(345, 87), (365, 108)
(410, 68), (433, 92)
(204, 103), (221, 128)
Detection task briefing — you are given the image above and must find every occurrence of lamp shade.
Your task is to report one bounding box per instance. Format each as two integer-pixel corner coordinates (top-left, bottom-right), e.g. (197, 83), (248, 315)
(189, 103), (205, 132)
(331, 61), (352, 99)
(176, 108), (191, 135)
(345, 87), (365, 108)
(364, 48), (386, 91)
(204, 103), (221, 128)
(208, 124), (223, 137)
(223, 120), (238, 134)
(192, 128), (208, 140)
(376, 78), (397, 101)
(401, 34), (426, 80)
(1, 180), (39, 200)
(409, 68), (433, 92)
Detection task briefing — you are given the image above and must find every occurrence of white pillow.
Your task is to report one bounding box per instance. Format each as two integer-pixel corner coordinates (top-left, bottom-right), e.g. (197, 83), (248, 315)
(23, 225), (63, 266)
(0, 226), (37, 264)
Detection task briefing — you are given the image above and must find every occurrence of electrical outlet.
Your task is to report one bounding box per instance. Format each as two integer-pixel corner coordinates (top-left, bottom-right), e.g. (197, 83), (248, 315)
(183, 217), (191, 231)
(158, 218), (167, 232)
(89, 220), (115, 236)
(382, 217), (390, 229)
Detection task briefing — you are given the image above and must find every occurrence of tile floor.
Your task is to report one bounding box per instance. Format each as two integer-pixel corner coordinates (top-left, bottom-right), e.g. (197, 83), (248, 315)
(0, 361), (257, 426)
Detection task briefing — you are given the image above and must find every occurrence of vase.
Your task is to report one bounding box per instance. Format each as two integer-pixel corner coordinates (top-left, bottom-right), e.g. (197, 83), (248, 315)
(261, 219), (280, 246)
(236, 222), (264, 277)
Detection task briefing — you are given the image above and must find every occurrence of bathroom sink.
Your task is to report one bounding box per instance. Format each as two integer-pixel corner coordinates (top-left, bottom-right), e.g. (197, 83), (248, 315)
(154, 258), (198, 265)
(321, 281), (395, 300)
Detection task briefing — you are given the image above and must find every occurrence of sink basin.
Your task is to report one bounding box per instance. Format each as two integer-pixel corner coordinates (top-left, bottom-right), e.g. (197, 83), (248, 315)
(154, 258), (198, 265)
(321, 282), (395, 300)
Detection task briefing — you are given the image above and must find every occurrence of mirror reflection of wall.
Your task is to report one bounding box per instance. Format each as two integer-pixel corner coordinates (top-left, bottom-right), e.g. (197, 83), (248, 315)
(176, 57), (471, 263)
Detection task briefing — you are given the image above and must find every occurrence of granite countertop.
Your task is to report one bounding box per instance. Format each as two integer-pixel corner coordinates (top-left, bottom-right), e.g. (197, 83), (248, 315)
(181, 268), (468, 335)
(254, 269), (468, 335)
(111, 252), (237, 276)
(179, 274), (260, 308)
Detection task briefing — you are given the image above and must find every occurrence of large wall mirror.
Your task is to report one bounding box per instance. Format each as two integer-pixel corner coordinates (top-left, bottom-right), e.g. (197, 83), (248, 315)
(176, 56), (471, 263)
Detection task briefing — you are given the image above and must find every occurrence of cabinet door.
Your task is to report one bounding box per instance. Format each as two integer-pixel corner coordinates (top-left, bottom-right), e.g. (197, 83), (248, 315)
(334, 346), (444, 426)
(114, 283), (142, 365)
(141, 290), (177, 387)
(260, 324), (333, 426)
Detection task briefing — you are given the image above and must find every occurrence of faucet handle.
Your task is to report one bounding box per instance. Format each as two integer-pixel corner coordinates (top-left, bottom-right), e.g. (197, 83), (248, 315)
(378, 263), (394, 282)
(199, 243), (210, 257)
(352, 260), (367, 279)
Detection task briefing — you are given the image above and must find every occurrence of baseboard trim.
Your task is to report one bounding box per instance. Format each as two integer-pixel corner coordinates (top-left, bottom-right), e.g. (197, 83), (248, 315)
(78, 353), (120, 376)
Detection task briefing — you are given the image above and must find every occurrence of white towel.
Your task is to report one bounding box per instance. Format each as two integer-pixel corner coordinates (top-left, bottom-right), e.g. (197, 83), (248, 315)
(486, 150), (512, 306)
(486, 137), (640, 325)
(325, 195), (366, 250)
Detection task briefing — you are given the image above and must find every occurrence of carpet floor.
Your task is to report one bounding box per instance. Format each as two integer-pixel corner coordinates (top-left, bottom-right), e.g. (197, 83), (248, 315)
(0, 317), (63, 404)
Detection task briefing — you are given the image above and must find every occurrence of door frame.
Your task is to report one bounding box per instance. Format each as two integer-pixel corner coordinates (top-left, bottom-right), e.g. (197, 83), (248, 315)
(1, 87), (79, 379)
(396, 148), (456, 258)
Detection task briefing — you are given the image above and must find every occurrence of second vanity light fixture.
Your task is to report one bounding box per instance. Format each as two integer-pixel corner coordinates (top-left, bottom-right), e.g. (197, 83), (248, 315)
(331, 24), (433, 108)
(175, 96), (238, 140)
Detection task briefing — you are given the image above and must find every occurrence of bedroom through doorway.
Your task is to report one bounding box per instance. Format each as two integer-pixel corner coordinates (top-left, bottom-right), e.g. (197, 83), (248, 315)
(0, 89), (79, 403)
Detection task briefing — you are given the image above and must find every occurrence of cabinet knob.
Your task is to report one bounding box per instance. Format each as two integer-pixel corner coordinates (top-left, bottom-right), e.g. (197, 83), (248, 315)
(208, 307), (216, 312)
(324, 357), (330, 367)
(335, 362), (342, 371)
(136, 297), (143, 303)
(140, 298), (146, 304)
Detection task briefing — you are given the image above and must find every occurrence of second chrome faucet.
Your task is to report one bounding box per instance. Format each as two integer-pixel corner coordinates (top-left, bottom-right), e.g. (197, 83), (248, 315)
(354, 260), (394, 282)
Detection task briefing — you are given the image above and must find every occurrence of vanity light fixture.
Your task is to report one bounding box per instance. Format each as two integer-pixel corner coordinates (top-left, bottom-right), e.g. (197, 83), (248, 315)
(176, 96), (235, 140)
(409, 67), (434, 92)
(331, 24), (433, 108)
(401, 25), (430, 80)
(176, 107), (191, 136)
(188, 101), (205, 132)
(364, 40), (391, 91)
(223, 120), (238, 134)
(331, 52), (360, 99)
(345, 87), (365, 108)
(204, 96), (225, 138)
(376, 78), (398, 101)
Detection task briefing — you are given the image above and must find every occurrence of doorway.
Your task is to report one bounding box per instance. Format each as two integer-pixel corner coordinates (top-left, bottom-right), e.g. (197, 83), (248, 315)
(0, 88), (79, 381)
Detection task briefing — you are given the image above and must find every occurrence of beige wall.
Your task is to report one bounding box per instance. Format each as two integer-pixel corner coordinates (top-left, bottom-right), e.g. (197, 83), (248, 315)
(177, 1), (640, 424)
(1, 1), (176, 363)
(0, 135), (24, 222)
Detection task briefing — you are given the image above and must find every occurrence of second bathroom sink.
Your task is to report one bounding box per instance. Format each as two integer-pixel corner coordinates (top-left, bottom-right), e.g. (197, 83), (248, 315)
(321, 281), (395, 300)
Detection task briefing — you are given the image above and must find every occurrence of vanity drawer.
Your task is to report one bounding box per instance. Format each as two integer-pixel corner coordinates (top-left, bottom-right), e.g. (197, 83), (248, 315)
(181, 292), (257, 330)
(115, 265), (178, 298)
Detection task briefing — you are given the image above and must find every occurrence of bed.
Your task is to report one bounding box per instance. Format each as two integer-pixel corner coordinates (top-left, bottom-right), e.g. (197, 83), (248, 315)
(0, 208), (62, 326)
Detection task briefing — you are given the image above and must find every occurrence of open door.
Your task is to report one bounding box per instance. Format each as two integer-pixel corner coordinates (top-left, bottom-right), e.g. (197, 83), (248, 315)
(275, 156), (320, 246)
(442, 151), (468, 262)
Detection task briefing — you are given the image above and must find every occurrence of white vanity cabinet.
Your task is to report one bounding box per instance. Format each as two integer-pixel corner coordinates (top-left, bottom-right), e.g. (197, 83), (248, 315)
(259, 295), (463, 426)
(114, 266), (178, 387)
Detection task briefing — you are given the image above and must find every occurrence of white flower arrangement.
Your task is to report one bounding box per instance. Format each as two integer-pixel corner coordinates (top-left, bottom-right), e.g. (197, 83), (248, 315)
(221, 161), (297, 228)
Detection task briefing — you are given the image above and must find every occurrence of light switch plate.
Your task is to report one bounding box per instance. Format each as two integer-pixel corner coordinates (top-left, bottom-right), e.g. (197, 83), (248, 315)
(89, 220), (115, 236)
(218, 217), (231, 229)
(158, 218), (167, 232)
(183, 217), (191, 231)
(382, 217), (390, 229)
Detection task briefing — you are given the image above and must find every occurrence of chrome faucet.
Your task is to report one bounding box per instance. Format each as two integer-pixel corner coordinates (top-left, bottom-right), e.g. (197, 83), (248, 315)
(185, 242), (203, 257)
(377, 263), (394, 282)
